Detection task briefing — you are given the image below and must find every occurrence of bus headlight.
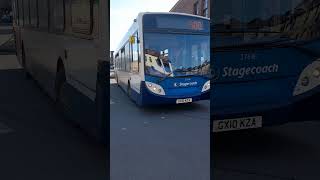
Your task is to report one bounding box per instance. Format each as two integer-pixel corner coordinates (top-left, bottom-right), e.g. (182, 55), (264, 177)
(145, 81), (165, 95)
(202, 80), (210, 92)
(293, 60), (320, 96)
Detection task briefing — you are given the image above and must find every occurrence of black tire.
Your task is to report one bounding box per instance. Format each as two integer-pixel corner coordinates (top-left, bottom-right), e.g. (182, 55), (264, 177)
(21, 47), (31, 79)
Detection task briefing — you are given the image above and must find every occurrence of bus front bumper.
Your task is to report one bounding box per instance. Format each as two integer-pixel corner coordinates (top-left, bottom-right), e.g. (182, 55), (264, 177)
(212, 86), (320, 128)
(138, 87), (210, 106)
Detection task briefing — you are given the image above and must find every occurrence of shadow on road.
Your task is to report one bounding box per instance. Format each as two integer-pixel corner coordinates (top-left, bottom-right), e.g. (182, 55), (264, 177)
(0, 58), (106, 179)
(213, 123), (320, 180)
(213, 128), (311, 156)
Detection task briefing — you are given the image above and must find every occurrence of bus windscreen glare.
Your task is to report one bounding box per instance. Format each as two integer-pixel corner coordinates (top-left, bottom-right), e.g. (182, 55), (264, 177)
(211, 0), (320, 132)
(115, 13), (210, 106)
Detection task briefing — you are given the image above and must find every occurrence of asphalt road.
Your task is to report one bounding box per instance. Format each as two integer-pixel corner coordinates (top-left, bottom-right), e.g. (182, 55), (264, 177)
(213, 119), (320, 179)
(0, 55), (106, 179)
(110, 80), (210, 180)
(110, 77), (320, 180)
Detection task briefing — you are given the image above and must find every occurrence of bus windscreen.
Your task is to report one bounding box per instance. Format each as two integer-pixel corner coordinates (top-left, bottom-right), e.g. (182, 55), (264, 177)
(212, 0), (317, 47)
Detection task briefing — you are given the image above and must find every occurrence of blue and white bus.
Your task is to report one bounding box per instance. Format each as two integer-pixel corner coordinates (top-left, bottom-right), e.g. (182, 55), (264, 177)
(114, 12), (210, 106)
(211, 0), (320, 132)
(12, 0), (109, 143)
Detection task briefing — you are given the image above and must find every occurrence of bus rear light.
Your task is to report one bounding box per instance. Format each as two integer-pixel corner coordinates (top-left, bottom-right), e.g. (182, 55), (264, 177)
(293, 60), (320, 96)
(145, 81), (165, 95)
(202, 80), (210, 92)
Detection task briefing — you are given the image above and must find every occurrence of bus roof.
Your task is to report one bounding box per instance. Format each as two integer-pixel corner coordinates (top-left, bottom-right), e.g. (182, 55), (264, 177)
(137, 12), (210, 21)
(114, 12), (209, 54)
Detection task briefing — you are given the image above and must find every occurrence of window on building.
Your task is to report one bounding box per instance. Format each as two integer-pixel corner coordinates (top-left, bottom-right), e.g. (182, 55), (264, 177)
(193, 1), (199, 15)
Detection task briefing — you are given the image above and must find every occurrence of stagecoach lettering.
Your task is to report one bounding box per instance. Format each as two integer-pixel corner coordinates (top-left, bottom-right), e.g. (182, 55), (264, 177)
(222, 64), (279, 79)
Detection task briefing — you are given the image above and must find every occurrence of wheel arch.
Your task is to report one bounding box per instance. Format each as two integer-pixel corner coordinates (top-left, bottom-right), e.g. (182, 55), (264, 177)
(54, 57), (67, 100)
(21, 41), (25, 66)
(56, 57), (66, 75)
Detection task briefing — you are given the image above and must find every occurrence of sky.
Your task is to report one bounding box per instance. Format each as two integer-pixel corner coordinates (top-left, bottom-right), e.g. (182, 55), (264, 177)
(110, 0), (179, 51)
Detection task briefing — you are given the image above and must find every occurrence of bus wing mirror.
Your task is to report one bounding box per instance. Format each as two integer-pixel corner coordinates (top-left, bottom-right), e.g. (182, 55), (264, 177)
(129, 36), (135, 44)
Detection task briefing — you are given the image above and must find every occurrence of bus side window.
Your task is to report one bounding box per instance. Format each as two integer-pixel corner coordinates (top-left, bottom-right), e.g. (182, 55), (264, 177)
(38, 0), (49, 30)
(121, 48), (125, 71)
(71, 0), (92, 35)
(23, 0), (30, 26)
(92, 0), (99, 37)
(18, 0), (24, 26)
(14, 0), (19, 25)
(30, 0), (38, 28)
(116, 54), (120, 70)
(50, 0), (65, 32)
(125, 42), (131, 72)
(132, 32), (139, 73)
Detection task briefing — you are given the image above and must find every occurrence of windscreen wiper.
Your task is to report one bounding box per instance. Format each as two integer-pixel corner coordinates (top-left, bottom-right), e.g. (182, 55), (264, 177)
(157, 72), (173, 84)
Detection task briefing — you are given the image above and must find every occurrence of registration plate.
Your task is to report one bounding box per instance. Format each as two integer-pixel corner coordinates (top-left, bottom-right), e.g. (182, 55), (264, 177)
(176, 98), (192, 104)
(213, 116), (262, 132)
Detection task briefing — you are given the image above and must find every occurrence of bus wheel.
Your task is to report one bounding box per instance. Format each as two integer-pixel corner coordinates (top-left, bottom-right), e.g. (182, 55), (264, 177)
(21, 47), (31, 79)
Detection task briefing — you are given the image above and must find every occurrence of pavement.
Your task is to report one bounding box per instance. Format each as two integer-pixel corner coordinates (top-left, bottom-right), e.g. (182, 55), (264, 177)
(0, 55), (107, 179)
(110, 80), (210, 180)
